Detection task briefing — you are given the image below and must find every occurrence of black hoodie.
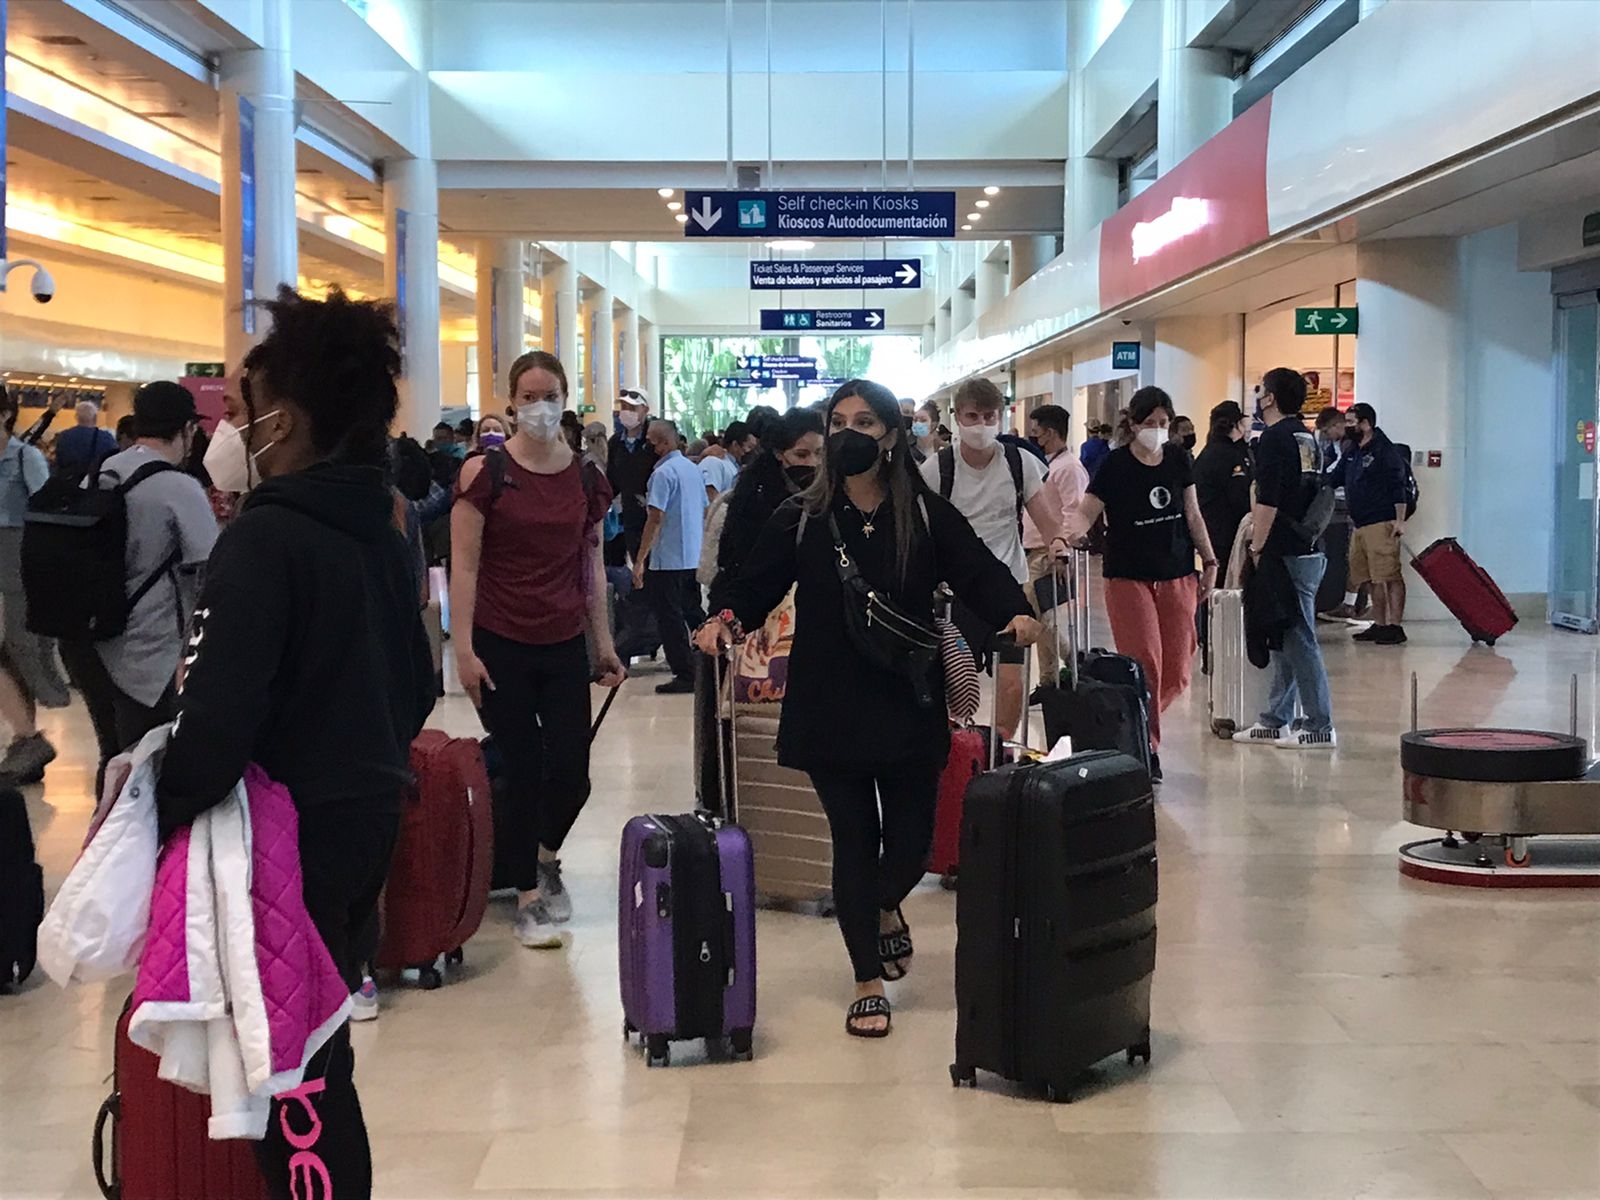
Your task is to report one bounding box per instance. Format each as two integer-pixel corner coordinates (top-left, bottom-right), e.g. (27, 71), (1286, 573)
(157, 463), (436, 839)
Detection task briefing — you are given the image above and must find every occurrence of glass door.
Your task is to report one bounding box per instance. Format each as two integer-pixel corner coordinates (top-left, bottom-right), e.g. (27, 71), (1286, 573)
(1550, 295), (1600, 632)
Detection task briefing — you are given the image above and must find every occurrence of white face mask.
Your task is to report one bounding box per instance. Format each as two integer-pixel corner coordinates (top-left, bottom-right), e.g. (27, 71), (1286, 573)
(957, 421), (1000, 451)
(202, 412), (280, 493)
(517, 399), (563, 442)
(1135, 427), (1165, 454)
(618, 409), (643, 432)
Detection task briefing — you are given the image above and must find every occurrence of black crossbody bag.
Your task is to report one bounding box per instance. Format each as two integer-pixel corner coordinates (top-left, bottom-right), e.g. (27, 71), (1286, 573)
(824, 511), (940, 707)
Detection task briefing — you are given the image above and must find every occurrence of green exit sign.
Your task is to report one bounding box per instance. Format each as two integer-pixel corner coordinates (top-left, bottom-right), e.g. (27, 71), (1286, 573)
(1295, 307), (1357, 335)
(184, 362), (226, 378)
(579, 403), (597, 415)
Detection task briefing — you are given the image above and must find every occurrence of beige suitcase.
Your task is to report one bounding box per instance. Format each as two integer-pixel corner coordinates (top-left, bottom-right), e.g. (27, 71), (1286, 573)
(729, 706), (834, 912)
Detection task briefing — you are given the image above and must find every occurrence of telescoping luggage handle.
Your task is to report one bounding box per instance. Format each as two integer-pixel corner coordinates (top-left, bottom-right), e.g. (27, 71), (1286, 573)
(720, 647), (740, 823)
(1042, 543), (1090, 692)
(989, 634), (1033, 767)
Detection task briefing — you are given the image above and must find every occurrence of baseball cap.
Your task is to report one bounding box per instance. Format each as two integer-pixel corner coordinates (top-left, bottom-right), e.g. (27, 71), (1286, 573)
(132, 380), (199, 439)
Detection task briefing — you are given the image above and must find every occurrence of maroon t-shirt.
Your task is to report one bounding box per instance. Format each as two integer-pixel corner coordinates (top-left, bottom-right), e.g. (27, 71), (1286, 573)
(458, 452), (613, 646)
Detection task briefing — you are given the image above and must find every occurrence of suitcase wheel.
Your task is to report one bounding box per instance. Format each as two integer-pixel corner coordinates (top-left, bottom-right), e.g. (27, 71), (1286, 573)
(1126, 1038), (1153, 1066)
(415, 964), (444, 990)
(646, 1035), (670, 1068)
(445, 947), (465, 967)
(938, 871), (959, 893)
(949, 1063), (976, 1088)
(729, 1027), (754, 1061)
(623, 1018), (636, 1042)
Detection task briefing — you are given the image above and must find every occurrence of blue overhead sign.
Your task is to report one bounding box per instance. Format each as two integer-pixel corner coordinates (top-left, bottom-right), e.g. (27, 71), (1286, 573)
(684, 190), (956, 238)
(1111, 341), (1141, 371)
(737, 355), (816, 371)
(760, 308), (886, 332)
(750, 259), (921, 290)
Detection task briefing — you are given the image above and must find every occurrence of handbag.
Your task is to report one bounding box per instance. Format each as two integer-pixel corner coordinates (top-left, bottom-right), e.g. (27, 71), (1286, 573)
(825, 512), (940, 707)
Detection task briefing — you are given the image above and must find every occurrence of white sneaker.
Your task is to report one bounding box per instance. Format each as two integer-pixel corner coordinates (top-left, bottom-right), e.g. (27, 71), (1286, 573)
(350, 975), (379, 1022)
(538, 858), (572, 924)
(514, 899), (568, 949)
(1232, 723), (1289, 746)
(1279, 726), (1338, 751)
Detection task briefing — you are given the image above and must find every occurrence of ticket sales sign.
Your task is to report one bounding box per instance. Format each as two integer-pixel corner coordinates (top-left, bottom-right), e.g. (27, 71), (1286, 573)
(684, 191), (956, 238)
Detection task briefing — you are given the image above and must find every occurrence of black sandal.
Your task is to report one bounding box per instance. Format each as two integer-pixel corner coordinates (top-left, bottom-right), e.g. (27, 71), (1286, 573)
(845, 995), (892, 1038)
(879, 909), (913, 981)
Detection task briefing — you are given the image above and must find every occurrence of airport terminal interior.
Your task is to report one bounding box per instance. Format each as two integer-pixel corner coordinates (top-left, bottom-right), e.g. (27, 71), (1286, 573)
(5, 0), (1600, 1197)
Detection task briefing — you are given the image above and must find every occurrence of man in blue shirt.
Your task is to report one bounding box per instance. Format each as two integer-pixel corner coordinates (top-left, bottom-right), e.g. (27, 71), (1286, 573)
(51, 401), (117, 478)
(1079, 423), (1112, 478)
(634, 418), (708, 694)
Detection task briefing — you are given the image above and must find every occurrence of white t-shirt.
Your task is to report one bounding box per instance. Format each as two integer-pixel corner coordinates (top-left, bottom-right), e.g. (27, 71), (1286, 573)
(920, 445), (1045, 584)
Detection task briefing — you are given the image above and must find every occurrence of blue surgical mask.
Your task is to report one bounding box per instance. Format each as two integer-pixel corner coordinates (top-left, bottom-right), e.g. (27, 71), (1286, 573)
(911, 420), (931, 439)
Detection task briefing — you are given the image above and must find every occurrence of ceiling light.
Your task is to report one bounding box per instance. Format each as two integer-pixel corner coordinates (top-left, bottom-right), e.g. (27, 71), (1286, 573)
(975, 200), (990, 209)
(961, 223), (973, 231)
(966, 213), (981, 221)
(667, 201), (682, 211)
(657, 187), (675, 198)
(984, 185), (1000, 196)
(765, 239), (815, 251)
(675, 213), (689, 223)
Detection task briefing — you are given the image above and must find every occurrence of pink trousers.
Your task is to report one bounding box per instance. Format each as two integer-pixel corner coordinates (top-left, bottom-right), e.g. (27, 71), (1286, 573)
(1102, 575), (1198, 752)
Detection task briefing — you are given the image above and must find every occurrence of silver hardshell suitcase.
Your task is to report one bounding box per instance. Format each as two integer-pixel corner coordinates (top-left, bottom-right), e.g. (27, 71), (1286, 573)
(1206, 587), (1272, 738)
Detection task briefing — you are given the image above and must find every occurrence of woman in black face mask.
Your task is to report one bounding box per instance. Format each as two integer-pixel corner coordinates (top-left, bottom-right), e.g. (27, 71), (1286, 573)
(711, 405), (826, 585)
(700, 380), (1036, 1039)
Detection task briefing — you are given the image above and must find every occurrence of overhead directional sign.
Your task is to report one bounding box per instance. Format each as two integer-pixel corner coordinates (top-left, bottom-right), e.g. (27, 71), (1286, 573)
(736, 355), (816, 371)
(760, 308), (886, 332)
(750, 259), (921, 290)
(716, 376), (762, 389)
(684, 190), (957, 238)
(1295, 306), (1358, 335)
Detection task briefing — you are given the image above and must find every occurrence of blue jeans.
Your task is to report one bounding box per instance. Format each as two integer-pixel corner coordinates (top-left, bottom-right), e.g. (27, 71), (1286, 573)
(1261, 553), (1334, 733)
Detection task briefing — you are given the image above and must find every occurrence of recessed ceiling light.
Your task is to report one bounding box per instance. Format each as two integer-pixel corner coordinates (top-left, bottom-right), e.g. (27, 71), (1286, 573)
(961, 223), (973, 231)
(975, 199), (990, 209)
(657, 187), (675, 198)
(667, 201), (682, 211)
(675, 213), (689, 223)
(983, 185), (1000, 196)
(966, 212), (981, 221)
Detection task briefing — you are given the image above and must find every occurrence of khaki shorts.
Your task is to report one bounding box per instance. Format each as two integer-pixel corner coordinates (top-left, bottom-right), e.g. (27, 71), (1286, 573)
(1348, 521), (1403, 587)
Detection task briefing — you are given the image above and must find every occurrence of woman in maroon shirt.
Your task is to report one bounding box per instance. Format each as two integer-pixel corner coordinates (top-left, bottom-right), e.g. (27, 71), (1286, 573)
(451, 350), (625, 949)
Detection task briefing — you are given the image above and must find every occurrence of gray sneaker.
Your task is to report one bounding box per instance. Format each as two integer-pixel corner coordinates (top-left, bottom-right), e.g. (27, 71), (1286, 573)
(0, 733), (56, 783)
(538, 858), (572, 924)
(514, 899), (568, 949)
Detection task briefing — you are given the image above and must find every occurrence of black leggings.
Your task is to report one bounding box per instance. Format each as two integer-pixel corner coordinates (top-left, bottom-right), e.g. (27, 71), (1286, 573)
(59, 639), (175, 798)
(808, 764), (942, 983)
(255, 805), (398, 1200)
(473, 628), (592, 892)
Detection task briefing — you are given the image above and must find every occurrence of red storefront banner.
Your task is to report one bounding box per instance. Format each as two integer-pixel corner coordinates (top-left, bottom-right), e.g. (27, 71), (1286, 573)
(1098, 97), (1273, 311)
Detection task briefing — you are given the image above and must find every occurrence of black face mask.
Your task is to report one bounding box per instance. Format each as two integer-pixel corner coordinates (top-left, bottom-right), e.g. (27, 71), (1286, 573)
(1181, 434), (1197, 450)
(784, 464), (817, 491)
(828, 428), (881, 478)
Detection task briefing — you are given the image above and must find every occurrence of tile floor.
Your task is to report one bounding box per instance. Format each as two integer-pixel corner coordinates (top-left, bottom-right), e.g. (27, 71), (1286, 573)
(5, 617), (1600, 1198)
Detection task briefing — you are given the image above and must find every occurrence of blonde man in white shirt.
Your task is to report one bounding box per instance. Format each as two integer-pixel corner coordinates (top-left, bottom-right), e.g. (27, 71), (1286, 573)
(920, 378), (1064, 738)
(1021, 404), (1089, 688)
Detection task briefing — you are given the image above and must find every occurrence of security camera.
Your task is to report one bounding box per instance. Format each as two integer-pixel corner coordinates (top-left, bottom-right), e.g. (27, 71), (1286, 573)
(0, 259), (56, 304)
(1121, 318), (1132, 326)
(29, 267), (55, 305)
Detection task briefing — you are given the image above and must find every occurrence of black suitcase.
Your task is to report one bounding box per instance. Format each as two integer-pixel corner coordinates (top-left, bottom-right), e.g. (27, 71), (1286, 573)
(951, 749), (1156, 1101)
(0, 787), (44, 991)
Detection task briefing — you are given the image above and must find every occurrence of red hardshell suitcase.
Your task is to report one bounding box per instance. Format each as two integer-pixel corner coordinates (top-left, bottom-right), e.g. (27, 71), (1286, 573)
(927, 727), (990, 883)
(1409, 537), (1517, 646)
(377, 731), (494, 985)
(94, 999), (271, 1200)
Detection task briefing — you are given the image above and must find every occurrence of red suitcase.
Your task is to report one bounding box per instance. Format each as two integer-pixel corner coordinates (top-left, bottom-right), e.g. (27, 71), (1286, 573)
(1409, 537), (1517, 646)
(94, 999), (271, 1200)
(927, 726), (992, 885)
(376, 731), (494, 986)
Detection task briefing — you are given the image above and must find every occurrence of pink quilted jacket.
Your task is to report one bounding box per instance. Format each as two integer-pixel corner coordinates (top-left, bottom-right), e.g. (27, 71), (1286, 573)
(129, 765), (351, 1140)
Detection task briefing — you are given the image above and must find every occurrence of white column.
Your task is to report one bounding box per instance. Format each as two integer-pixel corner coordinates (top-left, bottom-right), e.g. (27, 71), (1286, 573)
(1009, 237), (1055, 290)
(539, 266), (556, 353)
(1356, 238), (1464, 618)
(952, 287), (975, 335)
(1065, 69), (1120, 244)
(1158, 0), (1234, 175)
(549, 259), (579, 373)
(922, 321), (936, 358)
(218, 0), (296, 369)
(474, 240), (524, 414)
(590, 287), (615, 417)
(639, 318), (658, 400)
(1153, 315), (1242, 416)
(935, 302), (951, 347)
(975, 250), (1007, 316)
(384, 156), (441, 440)
(1138, 323), (1158, 391)
(619, 305), (640, 393)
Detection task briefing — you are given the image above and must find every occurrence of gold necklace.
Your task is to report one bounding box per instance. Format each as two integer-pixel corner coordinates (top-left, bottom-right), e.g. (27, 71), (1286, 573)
(857, 500), (885, 537)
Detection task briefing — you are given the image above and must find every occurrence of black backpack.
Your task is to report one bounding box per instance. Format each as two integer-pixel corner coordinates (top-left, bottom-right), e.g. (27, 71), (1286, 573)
(937, 443), (1026, 538)
(1392, 442), (1420, 519)
(0, 788), (43, 991)
(21, 461), (181, 642)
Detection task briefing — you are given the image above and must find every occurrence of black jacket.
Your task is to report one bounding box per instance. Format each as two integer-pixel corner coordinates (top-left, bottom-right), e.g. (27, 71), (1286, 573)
(607, 432), (656, 528)
(716, 452), (795, 582)
(1193, 437), (1253, 568)
(1343, 428), (1408, 529)
(157, 463), (436, 839)
(709, 489), (1029, 772)
(1243, 554), (1299, 670)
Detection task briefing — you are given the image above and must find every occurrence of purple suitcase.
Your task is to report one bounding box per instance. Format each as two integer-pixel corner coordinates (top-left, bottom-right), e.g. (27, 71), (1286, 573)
(619, 812), (757, 1065)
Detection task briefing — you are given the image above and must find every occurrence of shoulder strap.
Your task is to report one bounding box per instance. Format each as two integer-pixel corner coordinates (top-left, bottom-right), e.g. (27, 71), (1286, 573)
(795, 504), (810, 547)
(1004, 442), (1025, 533)
(937, 447), (954, 499)
(113, 459), (178, 495)
(485, 447), (508, 503)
